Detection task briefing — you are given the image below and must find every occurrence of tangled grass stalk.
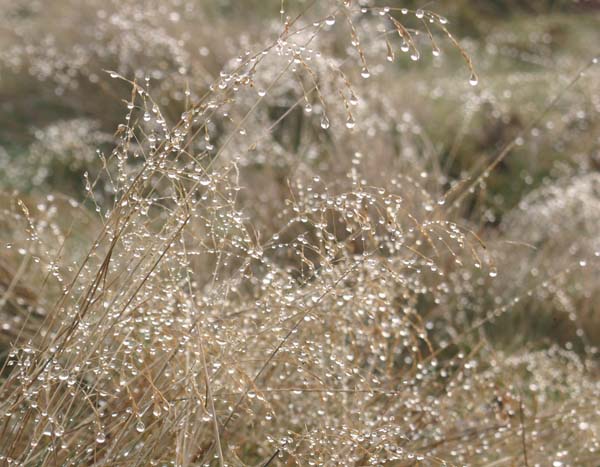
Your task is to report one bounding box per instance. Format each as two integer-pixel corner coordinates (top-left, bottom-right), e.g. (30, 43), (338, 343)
(0, 1), (598, 466)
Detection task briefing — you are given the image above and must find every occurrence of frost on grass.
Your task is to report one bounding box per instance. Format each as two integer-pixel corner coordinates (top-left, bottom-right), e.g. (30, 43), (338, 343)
(0, 1), (599, 466)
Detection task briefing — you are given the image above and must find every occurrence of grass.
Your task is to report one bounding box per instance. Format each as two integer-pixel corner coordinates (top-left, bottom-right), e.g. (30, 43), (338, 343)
(0, 1), (598, 465)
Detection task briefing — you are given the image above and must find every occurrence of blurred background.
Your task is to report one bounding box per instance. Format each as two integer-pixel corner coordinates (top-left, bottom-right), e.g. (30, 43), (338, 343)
(1, 0), (598, 211)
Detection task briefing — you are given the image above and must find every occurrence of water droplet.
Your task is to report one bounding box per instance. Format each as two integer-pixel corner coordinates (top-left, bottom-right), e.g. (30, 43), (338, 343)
(345, 115), (356, 129)
(136, 421), (145, 433)
(386, 42), (394, 62)
(360, 67), (370, 79)
(415, 9), (425, 19)
(325, 15), (336, 26)
(469, 73), (479, 86)
(320, 115), (330, 130)
(96, 432), (106, 443)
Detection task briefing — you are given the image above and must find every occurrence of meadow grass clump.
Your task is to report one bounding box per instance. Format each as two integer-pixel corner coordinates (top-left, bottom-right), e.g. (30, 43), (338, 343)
(0, 1), (599, 466)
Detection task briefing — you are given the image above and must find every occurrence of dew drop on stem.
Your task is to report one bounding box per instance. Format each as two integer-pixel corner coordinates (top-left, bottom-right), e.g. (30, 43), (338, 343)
(136, 421), (145, 433)
(346, 115), (356, 129)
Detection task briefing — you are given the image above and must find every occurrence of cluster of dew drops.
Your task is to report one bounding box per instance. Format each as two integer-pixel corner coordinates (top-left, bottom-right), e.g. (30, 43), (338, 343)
(0, 1), (599, 466)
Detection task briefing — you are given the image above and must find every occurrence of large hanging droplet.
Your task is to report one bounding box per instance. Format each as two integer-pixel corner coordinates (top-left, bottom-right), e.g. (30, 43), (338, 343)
(346, 115), (356, 129)
(469, 73), (479, 86)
